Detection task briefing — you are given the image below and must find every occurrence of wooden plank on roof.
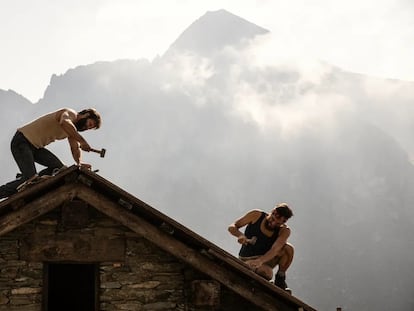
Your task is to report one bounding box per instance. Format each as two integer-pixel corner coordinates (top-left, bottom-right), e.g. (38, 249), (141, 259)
(0, 183), (79, 237)
(207, 248), (317, 311)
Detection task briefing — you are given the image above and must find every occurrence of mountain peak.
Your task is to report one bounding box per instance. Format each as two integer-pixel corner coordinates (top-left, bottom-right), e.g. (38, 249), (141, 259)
(164, 9), (269, 57)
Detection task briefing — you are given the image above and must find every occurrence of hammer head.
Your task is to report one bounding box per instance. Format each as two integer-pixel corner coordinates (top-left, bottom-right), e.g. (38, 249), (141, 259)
(246, 236), (257, 245)
(91, 148), (106, 158)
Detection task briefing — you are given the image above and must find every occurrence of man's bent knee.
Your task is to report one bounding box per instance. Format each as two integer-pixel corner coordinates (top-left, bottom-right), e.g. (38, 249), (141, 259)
(278, 243), (294, 258)
(256, 265), (273, 280)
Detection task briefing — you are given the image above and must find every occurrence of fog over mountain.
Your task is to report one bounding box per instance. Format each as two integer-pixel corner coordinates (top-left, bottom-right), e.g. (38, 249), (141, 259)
(165, 10), (269, 57)
(1, 9), (414, 311)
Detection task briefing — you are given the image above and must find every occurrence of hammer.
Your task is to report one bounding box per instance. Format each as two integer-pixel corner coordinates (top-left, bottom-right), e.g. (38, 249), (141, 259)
(246, 236), (257, 245)
(90, 148), (106, 158)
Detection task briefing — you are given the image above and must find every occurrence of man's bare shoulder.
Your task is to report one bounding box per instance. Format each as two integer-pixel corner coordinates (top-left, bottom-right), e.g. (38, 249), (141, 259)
(233, 209), (263, 227)
(55, 108), (77, 122)
(245, 209), (265, 216)
(279, 224), (291, 233)
(245, 209), (265, 223)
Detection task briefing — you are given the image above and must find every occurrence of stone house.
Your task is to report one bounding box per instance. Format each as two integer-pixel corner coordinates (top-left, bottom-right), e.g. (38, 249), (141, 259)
(0, 166), (316, 311)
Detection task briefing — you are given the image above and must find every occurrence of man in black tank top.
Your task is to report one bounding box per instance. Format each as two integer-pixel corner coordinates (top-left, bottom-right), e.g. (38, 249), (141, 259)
(228, 203), (294, 291)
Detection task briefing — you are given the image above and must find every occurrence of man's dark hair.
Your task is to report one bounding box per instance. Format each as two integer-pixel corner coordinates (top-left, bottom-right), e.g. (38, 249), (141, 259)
(274, 203), (293, 219)
(78, 108), (102, 129)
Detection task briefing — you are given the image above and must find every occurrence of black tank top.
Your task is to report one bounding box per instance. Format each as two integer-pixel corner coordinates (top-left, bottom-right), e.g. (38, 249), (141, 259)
(239, 212), (279, 257)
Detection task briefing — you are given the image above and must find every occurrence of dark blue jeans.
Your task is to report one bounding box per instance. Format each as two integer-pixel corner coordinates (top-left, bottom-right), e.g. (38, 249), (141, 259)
(0, 131), (64, 198)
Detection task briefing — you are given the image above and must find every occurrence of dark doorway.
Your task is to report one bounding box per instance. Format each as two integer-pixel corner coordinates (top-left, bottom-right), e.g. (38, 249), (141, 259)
(44, 263), (98, 311)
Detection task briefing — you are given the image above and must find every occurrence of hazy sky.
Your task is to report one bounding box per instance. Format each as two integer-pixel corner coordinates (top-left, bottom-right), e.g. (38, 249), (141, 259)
(1, 0), (413, 102)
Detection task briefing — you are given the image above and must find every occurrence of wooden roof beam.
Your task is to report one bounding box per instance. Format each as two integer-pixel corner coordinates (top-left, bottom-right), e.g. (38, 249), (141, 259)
(76, 186), (309, 311)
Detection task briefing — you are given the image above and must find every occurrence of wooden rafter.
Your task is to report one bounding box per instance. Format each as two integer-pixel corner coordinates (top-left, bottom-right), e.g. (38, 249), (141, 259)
(0, 183), (79, 237)
(76, 186), (307, 311)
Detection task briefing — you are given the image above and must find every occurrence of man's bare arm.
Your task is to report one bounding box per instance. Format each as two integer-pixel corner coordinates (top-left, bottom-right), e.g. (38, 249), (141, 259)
(56, 109), (91, 166)
(57, 109), (91, 151)
(228, 210), (262, 245)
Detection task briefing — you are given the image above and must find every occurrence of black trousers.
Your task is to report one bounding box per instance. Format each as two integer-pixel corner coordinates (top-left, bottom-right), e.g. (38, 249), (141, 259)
(0, 131), (64, 198)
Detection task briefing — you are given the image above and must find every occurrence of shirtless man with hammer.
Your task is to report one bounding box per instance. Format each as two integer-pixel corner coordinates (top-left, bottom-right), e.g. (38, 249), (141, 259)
(0, 108), (102, 199)
(228, 203), (294, 291)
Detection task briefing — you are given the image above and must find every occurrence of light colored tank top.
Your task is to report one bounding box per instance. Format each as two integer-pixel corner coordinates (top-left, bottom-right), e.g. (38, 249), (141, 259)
(18, 111), (69, 148)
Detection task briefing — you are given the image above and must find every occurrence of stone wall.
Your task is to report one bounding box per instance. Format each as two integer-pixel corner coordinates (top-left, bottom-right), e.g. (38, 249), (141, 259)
(0, 226), (42, 311)
(0, 204), (258, 311)
(100, 237), (187, 310)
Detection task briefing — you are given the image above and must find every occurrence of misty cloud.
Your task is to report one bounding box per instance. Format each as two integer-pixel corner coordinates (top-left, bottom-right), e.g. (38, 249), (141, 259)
(1, 10), (414, 311)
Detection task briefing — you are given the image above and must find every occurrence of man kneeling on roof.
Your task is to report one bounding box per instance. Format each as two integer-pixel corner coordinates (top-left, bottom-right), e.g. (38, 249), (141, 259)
(0, 108), (102, 199)
(228, 203), (294, 291)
